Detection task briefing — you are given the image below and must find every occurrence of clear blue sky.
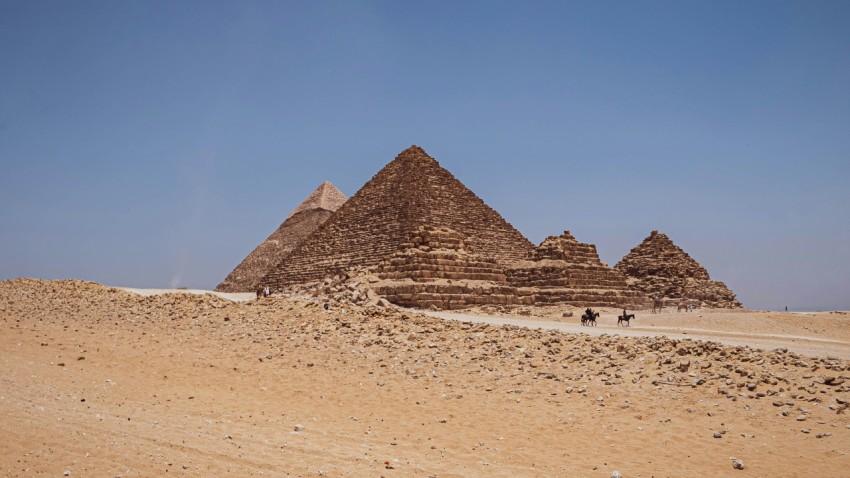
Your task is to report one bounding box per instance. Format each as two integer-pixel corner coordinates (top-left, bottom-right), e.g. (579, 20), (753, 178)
(1, 1), (848, 310)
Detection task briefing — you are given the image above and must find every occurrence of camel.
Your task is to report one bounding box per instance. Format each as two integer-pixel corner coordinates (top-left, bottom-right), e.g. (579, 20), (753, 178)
(581, 311), (600, 326)
(677, 301), (690, 312)
(652, 297), (663, 314)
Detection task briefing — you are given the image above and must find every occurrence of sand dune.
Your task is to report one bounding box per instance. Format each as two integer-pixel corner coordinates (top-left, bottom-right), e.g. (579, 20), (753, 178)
(2, 279), (848, 476)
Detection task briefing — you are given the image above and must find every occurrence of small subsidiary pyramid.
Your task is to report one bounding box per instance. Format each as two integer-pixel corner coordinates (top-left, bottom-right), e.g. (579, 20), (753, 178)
(215, 181), (347, 292)
(614, 230), (742, 308)
(263, 146), (535, 288)
(506, 231), (647, 307)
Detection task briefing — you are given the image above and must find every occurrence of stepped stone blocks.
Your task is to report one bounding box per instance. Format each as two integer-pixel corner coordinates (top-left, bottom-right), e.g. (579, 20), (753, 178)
(373, 226), (525, 310)
(215, 182), (347, 292)
(615, 230), (742, 308)
(263, 146), (535, 289)
(506, 231), (648, 308)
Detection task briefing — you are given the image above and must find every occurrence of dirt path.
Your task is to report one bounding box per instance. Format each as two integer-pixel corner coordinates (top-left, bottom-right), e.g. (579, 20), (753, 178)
(420, 310), (850, 360)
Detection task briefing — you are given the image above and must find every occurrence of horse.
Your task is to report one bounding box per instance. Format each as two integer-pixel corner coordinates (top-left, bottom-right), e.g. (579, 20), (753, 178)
(618, 313), (635, 327)
(581, 311), (600, 326)
(677, 301), (690, 312)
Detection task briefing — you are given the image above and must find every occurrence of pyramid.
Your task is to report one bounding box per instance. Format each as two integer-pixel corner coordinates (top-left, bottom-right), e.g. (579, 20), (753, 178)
(614, 230), (742, 308)
(263, 146), (535, 288)
(506, 231), (647, 308)
(215, 182), (347, 292)
(372, 226), (524, 309)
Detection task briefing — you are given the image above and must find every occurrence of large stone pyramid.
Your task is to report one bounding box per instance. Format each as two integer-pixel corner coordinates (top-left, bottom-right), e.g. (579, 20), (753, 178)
(614, 230), (742, 308)
(263, 146), (535, 288)
(372, 225), (523, 309)
(215, 181), (347, 292)
(507, 231), (647, 308)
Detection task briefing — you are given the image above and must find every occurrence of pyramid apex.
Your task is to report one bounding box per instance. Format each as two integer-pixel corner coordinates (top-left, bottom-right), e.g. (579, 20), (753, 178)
(287, 181), (347, 219)
(644, 230), (672, 244)
(395, 145), (437, 163)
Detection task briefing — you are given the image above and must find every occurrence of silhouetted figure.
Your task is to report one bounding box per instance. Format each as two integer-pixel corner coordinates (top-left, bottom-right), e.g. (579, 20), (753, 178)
(581, 308), (600, 326)
(618, 308), (636, 327)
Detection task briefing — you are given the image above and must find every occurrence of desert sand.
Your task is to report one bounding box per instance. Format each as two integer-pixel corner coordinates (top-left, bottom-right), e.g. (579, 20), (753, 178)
(2, 278), (849, 477)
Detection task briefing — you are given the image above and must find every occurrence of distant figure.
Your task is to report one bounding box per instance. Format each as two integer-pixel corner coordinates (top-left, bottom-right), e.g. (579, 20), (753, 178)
(618, 308), (636, 327)
(677, 299), (689, 312)
(581, 308), (600, 326)
(264, 286), (270, 297)
(785, 306), (788, 312)
(652, 296), (663, 314)
(256, 286), (264, 299)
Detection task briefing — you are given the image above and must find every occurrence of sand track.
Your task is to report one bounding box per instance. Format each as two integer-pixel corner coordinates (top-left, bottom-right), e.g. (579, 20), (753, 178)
(422, 310), (850, 360)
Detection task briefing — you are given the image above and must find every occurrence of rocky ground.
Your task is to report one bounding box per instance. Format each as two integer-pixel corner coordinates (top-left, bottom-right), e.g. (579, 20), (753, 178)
(2, 278), (849, 477)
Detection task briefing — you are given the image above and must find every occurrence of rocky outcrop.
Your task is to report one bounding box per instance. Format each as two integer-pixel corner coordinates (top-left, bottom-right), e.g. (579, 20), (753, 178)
(216, 182), (347, 292)
(615, 230), (742, 308)
(507, 232), (647, 308)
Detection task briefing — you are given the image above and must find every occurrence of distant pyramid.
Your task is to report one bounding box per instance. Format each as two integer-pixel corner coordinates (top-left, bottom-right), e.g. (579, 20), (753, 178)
(614, 230), (741, 308)
(215, 181), (347, 292)
(263, 146), (534, 288)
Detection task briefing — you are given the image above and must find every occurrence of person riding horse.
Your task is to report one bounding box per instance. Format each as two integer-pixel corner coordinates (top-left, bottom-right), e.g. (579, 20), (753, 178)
(618, 308), (636, 326)
(581, 307), (599, 326)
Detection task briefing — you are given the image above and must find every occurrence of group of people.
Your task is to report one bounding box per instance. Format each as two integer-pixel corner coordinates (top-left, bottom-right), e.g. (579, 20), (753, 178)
(583, 307), (631, 317)
(582, 307), (635, 322)
(256, 285), (270, 298)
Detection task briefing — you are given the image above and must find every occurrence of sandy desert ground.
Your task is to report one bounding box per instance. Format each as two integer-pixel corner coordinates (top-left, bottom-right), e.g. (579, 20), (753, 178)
(2, 278), (849, 477)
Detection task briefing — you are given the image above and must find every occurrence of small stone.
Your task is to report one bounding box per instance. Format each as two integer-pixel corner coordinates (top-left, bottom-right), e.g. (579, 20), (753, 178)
(731, 457), (744, 470)
(294, 424), (305, 432)
(714, 432), (722, 438)
(611, 471), (623, 478)
(796, 415), (807, 421)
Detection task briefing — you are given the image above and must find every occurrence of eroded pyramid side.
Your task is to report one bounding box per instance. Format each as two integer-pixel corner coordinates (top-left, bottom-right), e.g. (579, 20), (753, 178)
(506, 231), (648, 308)
(614, 230), (742, 308)
(215, 182), (347, 292)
